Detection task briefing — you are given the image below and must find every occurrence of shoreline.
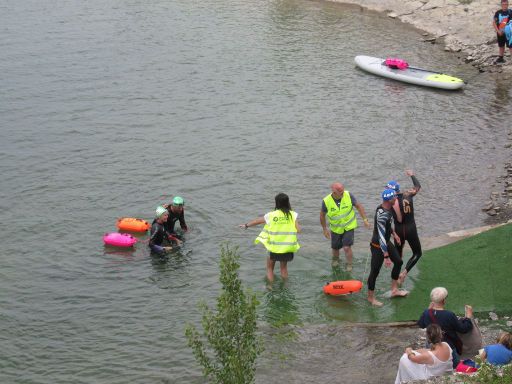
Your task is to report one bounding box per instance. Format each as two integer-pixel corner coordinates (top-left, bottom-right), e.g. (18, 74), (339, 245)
(328, 0), (512, 224)
(328, 0), (512, 73)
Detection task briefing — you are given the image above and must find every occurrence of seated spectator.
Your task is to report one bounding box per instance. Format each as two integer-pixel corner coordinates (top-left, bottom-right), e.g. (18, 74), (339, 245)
(417, 287), (473, 368)
(395, 324), (453, 383)
(480, 332), (512, 366)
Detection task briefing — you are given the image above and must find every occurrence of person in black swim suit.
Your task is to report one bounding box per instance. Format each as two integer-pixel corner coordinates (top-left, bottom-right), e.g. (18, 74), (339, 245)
(367, 189), (408, 307)
(386, 169), (422, 284)
(149, 206), (174, 255)
(163, 196), (188, 245)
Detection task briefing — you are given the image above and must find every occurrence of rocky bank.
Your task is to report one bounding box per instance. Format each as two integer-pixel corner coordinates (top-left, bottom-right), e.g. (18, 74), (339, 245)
(330, 0), (512, 73)
(329, 0), (512, 221)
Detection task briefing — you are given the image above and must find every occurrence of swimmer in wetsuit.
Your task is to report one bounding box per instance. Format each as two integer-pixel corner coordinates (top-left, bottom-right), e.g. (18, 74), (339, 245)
(163, 196), (188, 245)
(386, 170), (422, 284)
(149, 206), (174, 255)
(367, 189), (408, 307)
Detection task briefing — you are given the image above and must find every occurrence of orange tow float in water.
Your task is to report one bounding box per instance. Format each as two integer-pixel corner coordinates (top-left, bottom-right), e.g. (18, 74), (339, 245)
(116, 217), (150, 232)
(323, 280), (363, 296)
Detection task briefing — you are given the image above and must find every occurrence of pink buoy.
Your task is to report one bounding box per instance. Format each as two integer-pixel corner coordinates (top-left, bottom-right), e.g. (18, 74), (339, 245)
(103, 232), (137, 247)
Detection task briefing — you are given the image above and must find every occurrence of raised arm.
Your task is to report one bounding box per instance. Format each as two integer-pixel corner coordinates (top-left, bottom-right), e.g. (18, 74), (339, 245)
(405, 169), (421, 195)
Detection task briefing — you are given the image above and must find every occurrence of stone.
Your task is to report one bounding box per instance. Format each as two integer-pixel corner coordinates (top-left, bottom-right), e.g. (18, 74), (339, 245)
(507, 321), (512, 327)
(388, 12), (398, 18)
(486, 209), (497, 216)
(482, 201), (494, 211)
(489, 312), (498, 321)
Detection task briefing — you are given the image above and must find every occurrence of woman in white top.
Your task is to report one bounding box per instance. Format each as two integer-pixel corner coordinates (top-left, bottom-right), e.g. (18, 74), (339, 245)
(395, 324), (453, 384)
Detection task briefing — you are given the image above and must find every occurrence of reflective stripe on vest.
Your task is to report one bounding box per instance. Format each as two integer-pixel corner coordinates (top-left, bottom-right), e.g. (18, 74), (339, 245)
(254, 210), (300, 253)
(323, 191), (358, 234)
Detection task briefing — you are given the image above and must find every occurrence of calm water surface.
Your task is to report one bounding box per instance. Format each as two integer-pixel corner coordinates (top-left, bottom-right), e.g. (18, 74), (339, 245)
(1, 0), (510, 382)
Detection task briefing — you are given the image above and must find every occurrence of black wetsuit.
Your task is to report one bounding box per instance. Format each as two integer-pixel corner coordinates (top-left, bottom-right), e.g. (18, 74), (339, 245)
(149, 220), (172, 255)
(165, 207), (188, 239)
(367, 205), (403, 291)
(393, 175), (422, 273)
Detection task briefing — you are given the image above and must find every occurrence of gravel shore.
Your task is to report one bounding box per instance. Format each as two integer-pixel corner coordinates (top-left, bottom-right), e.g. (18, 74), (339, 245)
(330, 0), (512, 73)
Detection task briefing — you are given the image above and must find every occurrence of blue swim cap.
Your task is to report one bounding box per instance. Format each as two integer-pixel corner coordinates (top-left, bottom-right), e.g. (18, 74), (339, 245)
(386, 180), (400, 192)
(382, 189), (397, 201)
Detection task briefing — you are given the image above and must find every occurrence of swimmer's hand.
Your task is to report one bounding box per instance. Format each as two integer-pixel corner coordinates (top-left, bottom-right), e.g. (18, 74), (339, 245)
(384, 254), (392, 268)
(393, 232), (401, 245)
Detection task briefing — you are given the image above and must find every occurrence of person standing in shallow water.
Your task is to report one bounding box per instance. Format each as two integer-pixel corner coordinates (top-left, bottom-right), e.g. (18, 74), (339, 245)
(240, 193), (301, 282)
(320, 182), (370, 272)
(367, 189), (408, 307)
(386, 170), (422, 284)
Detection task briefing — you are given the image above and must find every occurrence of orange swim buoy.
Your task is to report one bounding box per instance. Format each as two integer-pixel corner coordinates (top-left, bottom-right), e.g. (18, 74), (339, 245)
(323, 280), (363, 296)
(116, 217), (150, 232)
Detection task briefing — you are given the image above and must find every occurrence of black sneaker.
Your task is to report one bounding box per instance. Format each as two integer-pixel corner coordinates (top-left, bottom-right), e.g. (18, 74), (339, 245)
(495, 56), (505, 64)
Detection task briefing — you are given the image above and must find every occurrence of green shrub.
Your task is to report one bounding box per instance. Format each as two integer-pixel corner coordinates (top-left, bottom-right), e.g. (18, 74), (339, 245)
(185, 244), (263, 384)
(462, 358), (512, 384)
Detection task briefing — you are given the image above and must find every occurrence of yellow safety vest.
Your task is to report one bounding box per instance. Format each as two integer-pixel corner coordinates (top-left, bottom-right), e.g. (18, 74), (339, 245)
(255, 210), (300, 253)
(323, 191), (357, 234)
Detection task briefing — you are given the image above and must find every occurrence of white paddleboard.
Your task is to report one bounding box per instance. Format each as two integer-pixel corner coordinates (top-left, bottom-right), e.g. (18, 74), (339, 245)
(354, 55), (465, 90)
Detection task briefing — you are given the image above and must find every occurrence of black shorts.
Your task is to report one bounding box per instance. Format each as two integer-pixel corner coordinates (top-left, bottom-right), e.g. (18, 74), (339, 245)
(497, 33), (510, 48)
(269, 252), (294, 262)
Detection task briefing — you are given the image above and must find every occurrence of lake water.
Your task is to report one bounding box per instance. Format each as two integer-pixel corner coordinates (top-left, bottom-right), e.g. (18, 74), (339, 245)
(1, 0), (510, 382)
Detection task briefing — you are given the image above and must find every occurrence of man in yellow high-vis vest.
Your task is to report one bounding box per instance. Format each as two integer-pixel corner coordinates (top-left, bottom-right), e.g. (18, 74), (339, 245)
(320, 182), (370, 271)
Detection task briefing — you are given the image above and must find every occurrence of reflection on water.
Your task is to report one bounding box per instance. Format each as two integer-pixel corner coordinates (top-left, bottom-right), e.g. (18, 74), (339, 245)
(491, 76), (511, 110)
(1, 0), (512, 382)
(150, 249), (191, 270)
(263, 279), (301, 327)
(257, 322), (419, 383)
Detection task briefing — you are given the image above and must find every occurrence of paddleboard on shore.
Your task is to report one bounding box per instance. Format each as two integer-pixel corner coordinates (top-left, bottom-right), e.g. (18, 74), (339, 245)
(354, 55), (465, 90)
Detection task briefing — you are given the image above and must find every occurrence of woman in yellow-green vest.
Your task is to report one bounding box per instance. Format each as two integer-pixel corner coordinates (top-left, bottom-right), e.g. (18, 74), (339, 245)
(240, 193), (301, 282)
